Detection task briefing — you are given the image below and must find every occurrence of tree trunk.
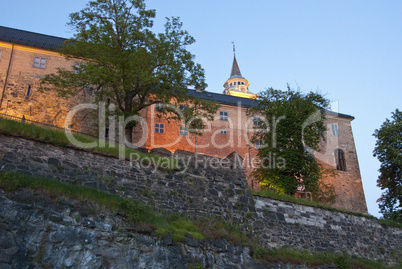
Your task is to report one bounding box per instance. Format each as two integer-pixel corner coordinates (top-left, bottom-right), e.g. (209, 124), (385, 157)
(195, 135), (198, 155)
(125, 126), (133, 144)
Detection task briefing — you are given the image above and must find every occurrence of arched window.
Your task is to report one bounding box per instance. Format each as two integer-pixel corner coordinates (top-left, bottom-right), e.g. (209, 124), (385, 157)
(334, 149), (346, 171)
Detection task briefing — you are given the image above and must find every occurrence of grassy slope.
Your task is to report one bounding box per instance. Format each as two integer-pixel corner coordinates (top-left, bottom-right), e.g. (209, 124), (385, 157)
(0, 117), (178, 170)
(0, 171), (202, 241)
(0, 171), (399, 269)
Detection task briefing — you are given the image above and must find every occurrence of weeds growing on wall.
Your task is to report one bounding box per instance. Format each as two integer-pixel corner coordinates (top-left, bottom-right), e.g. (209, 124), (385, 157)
(0, 117), (179, 170)
(252, 189), (402, 228)
(0, 171), (200, 241)
(253, 247), (398, 269)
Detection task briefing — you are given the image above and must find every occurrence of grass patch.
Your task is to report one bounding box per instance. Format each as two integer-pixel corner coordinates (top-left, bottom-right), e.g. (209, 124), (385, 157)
(0, 117), (178, 171)
(252, 189), (402, 228)
(156, 214), (204, 241)
(378, 218), (402, 229)
(0, 171), (201, 241)
(253, 247), (400, 269)
(194, 217), (254, 246)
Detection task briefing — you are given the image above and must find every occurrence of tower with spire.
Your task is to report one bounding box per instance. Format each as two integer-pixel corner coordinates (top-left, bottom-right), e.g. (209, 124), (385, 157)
(223, 44), (257, 99)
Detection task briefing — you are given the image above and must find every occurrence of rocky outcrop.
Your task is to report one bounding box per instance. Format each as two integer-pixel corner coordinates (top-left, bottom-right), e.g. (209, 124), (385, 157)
(0, 189), (258, 268)
(0, 189), (338, 269)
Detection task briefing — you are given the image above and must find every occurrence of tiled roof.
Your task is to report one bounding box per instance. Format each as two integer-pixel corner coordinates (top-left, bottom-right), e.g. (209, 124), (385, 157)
(324, 110), (354, 119)
(187, 89), (258, 108)
(187, 89), (354, 119)
(0, 25), (66, 51)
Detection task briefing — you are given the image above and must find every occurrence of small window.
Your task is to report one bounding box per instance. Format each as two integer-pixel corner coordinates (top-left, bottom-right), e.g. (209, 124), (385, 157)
(0, 51), (2, 61)
(155, 123), (164, 133)
(220, 111), (228, 121)
(26, 85), (32, 97)
(256, 140), (264, 149)
(179, 126), (188, 136)
(33, 56), (46, 69)
(230, 83), (232, 86)
(155, 103), (165, 112)
(68, 124), (73, 129)
(335, 149), (346, 171)
(253, 116), (261, 126)
(73, 63), (80, 74)
(331, 123), (339, 136)
(220, 130), (227, 134)
(241, 82), (245, 85)
(179, 105), (188, 111)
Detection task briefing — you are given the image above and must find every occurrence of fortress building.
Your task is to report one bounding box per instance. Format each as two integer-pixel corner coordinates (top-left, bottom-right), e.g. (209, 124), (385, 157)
(0, 26), (368, 213)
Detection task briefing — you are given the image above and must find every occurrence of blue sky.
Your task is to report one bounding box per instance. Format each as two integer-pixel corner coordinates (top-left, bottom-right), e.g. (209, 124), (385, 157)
(2, 0), (402, 217)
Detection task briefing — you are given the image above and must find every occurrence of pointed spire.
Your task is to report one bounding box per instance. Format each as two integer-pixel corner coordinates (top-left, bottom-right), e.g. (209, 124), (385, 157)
(230, 55), (243, 79)
(223, 43), (256, 99)
(229, 42), (244, 79)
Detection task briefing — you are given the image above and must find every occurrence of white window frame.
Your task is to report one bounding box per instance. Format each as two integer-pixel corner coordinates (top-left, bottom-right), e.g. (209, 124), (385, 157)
(253, 116), (261, 126)
(155, 103), (165, 112)
(256, 140), (264, 149)
(179, 126), (189, 136)
(331, 123), (339, 137)
(220, 111), (228, 121)
(155, 123), (164, 133)
(73, 63), (81, 74)
(33, 56), (46, 69)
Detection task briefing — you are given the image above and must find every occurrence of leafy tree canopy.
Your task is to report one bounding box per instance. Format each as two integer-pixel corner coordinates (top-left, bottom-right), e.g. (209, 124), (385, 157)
(373, 109), (402, 222)
(41, 0), (215, 142)
(250, 86), (330, 195)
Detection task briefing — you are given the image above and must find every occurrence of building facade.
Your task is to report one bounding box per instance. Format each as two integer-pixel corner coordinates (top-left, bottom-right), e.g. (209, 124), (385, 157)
(0, 26), (367, 213)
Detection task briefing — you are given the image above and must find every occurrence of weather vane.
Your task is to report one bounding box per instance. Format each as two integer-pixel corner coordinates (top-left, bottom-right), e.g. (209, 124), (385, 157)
(232, 41), (235, 55)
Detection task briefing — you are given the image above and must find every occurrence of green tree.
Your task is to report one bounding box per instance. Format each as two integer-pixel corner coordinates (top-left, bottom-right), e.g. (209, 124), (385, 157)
(373, 109), (402, 222)
(41, 0), (208, 143)
(250, 86), (329, 195)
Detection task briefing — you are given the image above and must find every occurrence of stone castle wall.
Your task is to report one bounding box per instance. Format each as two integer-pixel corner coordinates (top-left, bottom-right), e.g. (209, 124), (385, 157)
(315, 114), (367, 213)
(251, 197), (398, 262)
(0, 133), (400, 263)
(0, 42), (96, 133)
(0, 40), (368, 213)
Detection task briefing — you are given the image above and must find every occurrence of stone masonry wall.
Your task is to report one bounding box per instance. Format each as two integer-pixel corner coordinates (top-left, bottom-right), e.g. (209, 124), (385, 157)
(0, 133), (400, 264)
(0, 189), (260, 269)
(0, 43), (96, 134)
(251, 197), (400, 263)
(0, 133), (254, 221)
